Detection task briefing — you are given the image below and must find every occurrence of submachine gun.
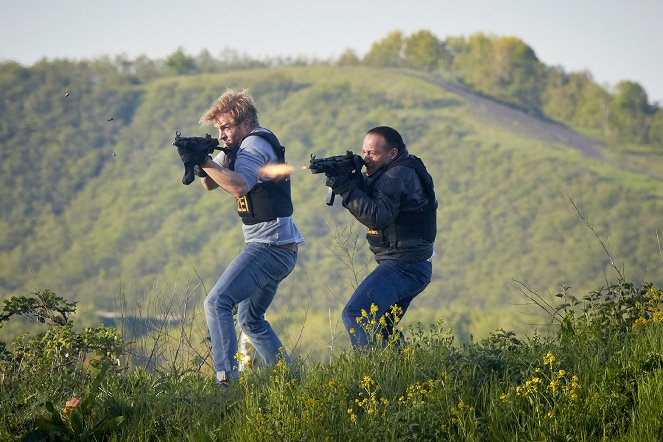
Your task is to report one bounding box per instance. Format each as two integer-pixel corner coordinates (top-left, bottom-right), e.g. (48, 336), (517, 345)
(172, 131), (230, 185)
(309, 151), (364, 205)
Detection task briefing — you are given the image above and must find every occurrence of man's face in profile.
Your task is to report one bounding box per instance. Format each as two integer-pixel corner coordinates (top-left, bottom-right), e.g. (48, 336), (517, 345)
(362, 133), (398, 176)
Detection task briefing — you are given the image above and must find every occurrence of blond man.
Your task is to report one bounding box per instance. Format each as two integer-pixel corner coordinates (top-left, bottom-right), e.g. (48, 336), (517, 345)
(197, 89), (303, 385)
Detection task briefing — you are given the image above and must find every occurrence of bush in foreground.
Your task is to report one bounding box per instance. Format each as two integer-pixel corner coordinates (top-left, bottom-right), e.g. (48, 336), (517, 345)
(1, 281), (661, 441)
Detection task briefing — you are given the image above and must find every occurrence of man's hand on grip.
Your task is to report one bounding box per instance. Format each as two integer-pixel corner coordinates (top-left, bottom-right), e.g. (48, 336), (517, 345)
(173, 132), (219, 185)
(325, 172), (360, 195)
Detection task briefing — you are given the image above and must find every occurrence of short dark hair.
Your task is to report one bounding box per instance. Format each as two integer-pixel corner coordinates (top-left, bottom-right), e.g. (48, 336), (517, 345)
(367, 126), (406, 152)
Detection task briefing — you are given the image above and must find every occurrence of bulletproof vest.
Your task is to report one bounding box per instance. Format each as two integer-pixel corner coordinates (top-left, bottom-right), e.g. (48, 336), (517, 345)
(223, 130), (294, 225)
(365, 154), (437, 247)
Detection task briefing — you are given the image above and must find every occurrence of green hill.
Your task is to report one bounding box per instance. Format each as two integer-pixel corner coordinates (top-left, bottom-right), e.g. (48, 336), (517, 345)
(1, 63), (662, 351)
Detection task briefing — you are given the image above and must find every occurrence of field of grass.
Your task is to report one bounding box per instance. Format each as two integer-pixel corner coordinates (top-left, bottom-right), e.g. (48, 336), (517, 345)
(1, 276), (662, 441)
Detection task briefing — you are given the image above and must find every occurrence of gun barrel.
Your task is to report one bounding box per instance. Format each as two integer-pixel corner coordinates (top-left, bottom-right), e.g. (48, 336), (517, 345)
(308, 160), (329, 174)
(172, 132), (220, 153)
(308, 151), (364, 176)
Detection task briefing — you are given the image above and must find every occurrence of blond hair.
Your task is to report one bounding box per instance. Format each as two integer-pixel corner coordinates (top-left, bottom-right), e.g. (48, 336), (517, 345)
(199, 88), (260, 127)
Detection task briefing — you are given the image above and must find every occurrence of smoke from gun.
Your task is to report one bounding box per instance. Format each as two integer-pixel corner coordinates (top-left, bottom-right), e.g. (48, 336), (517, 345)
(259, 163), (296, 180)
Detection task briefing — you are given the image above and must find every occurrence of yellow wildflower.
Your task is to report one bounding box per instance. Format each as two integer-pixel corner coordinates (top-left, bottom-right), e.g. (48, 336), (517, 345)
(543, 352), (556, 365)
(632, 317), (648, 330)
(549, 379), (560, 393)
(361, 375), (374, 389)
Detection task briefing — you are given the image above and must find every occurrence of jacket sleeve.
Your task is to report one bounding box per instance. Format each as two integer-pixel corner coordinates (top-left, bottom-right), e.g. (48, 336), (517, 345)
(339, 167), (406, 229)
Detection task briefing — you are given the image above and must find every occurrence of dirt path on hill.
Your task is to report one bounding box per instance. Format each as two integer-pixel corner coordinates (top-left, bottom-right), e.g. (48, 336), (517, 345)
(406, 72), (605, 160)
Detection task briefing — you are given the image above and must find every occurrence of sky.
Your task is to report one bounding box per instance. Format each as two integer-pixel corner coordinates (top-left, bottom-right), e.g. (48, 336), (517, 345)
(1, 0), (662, 103)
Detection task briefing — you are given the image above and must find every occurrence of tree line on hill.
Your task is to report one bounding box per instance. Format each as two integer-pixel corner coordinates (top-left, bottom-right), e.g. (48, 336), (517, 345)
(349, 30), (662, 146)
(3, 29), (661, 147)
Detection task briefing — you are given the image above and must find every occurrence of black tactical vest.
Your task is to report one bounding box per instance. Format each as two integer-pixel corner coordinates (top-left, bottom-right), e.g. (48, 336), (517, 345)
(365, 154), (437, 247)
(223, 130), (294, 225)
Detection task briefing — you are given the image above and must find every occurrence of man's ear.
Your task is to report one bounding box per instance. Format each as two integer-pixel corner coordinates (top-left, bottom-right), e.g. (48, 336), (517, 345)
(389, 147), (399, 160)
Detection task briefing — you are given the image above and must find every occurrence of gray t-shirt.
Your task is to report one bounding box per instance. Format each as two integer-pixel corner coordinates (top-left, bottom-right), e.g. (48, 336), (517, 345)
(212, 128), (304, 245)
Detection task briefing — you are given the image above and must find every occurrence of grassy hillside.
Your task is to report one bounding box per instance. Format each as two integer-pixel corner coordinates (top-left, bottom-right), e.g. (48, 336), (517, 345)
(1, 65), (662, 350)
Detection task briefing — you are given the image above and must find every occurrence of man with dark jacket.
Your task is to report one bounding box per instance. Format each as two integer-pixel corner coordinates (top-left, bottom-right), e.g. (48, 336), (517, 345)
(326, 126), (437, 348)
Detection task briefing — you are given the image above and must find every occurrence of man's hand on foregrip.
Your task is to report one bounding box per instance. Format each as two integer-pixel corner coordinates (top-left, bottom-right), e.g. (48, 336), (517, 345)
(177, 147), (209, 185)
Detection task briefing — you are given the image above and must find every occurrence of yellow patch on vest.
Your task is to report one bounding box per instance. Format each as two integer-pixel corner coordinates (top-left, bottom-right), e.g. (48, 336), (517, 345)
(236, 196), (250, 213)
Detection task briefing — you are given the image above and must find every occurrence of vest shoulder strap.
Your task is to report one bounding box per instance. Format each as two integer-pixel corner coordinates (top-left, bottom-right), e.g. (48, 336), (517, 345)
(243, 130), (286, 162)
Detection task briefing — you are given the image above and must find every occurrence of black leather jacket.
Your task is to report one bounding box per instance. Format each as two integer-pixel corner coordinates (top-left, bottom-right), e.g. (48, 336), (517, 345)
(338, 151), (436, 262)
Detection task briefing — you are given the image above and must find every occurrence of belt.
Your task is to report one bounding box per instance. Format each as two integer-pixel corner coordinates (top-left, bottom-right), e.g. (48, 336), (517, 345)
(276, 242), (298, 252)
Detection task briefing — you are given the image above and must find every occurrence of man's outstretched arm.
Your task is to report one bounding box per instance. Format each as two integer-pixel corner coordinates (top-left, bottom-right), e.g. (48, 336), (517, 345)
(199, 157), (249, 198)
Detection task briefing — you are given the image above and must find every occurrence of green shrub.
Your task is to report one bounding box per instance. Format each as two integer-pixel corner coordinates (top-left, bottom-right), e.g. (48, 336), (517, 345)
(1, 282), (661, 440)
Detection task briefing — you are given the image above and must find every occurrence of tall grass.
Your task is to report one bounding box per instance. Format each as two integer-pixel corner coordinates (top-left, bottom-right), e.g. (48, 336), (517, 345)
(1, 279), (662, 441)
(2, 209), (663, 440)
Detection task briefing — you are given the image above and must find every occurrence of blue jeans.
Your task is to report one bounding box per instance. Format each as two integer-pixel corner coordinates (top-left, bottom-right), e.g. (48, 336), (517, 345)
(204, 242), (296, 381)
(342, 259), (432, 348)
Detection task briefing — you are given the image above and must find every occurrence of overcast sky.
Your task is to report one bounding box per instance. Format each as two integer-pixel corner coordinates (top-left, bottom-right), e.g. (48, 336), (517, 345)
(1, 0), (661, 103)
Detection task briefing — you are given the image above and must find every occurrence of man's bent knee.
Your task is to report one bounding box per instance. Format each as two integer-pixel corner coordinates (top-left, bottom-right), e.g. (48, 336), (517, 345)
(204, 293), (233, 315)
(238, 316), (267, 335)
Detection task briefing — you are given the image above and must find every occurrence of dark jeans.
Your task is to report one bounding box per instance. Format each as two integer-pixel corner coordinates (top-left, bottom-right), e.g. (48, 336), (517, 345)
(341, 259), (432, 348)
